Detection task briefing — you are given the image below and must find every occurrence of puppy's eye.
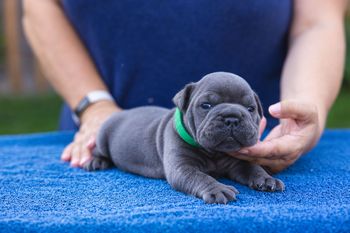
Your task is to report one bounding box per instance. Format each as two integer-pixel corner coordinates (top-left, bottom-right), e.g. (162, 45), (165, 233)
(201, 103), (212, 110)
(247, 106), (255, 112)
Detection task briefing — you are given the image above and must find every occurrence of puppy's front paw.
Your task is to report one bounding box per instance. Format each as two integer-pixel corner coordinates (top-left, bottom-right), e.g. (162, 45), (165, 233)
(201, 183), (239, 204)
(249, 176), (285, 192)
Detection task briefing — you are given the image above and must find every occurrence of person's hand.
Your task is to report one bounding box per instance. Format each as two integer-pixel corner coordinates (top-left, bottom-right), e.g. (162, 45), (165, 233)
(61, 101), (121, 167)
(229, 100), (323, 173)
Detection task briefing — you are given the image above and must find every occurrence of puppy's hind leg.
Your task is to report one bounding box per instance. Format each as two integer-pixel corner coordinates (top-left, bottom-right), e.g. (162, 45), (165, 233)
(83, 149), (113, 172)
(83, 157), (113, 171)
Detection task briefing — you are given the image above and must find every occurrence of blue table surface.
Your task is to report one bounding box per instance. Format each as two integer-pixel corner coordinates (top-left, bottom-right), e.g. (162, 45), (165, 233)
(0, 130), (350, 233)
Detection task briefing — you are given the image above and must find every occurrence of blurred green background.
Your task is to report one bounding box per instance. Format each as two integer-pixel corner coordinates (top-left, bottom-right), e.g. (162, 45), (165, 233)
(0, 9), (349, 135)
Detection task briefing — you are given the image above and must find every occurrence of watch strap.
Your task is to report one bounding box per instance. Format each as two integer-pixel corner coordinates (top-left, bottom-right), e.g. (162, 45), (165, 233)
(72, 90), (114, 125)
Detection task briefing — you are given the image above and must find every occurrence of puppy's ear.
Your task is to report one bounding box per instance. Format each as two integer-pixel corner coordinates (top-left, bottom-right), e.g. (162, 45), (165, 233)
(172, 83), (195, 112)
(254, 92), (263, 118)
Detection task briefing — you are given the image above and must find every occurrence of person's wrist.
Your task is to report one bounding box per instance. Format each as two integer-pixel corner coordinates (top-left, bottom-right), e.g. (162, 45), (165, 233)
(80, 100), (120, 123)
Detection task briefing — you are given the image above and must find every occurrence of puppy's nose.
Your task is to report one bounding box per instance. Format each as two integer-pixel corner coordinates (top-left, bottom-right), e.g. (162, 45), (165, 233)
(224, 117), (240, 127)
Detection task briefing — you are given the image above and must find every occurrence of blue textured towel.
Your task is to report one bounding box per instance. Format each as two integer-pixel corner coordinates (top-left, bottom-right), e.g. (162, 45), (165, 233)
(1, 130), (350, 232)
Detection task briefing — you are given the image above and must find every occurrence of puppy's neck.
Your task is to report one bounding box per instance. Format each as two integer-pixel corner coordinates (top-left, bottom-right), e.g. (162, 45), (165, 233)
(174, 108), (200, 148)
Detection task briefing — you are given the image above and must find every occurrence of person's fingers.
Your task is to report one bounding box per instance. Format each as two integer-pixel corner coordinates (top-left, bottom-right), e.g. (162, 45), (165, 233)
(64, 129), (97, 167)
(231, 153), (295, 173)
(240, 135), (302, 159)
(61, 143), (73, 161)
(258, 116), (267, 139)
(254, 158), (292, 173)
(79, 146), (92, 166)
(248, 138), (294, 158)
(231, 153), (283, 165)
(229, 153), (256, 162)
(70, 144), (82, 167)
(263, 156), (298, 174)
(61, 102), (119, 168)
(86, 135), (96, 150)
(269, 100), (317, 122)
(263, 124), (282, 141)
(265, 163), (290, 174)
(77, 135), (96, 166)
(69, 131), (85, 167)
(231, 150), (277, 162)
(236, 116), (267, 155)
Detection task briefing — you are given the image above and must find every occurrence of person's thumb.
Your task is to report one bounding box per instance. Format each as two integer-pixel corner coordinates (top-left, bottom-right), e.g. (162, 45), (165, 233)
(268, 100), (317, 122)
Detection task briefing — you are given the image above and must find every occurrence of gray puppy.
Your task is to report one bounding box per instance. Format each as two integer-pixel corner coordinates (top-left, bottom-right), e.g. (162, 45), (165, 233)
(84, 72), (285, 204)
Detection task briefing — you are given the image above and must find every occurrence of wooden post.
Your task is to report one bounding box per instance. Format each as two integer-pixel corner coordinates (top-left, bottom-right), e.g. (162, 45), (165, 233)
(3, 0), (22, 93)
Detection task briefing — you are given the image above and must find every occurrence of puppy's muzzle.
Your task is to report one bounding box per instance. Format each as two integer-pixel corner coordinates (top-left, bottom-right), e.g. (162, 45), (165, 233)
(224, 116), (240, 127)
(222, 109), (244, 129)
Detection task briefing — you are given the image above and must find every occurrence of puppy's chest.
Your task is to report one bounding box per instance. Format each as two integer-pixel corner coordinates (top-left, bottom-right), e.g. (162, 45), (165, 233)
(200, 153), (239, 177)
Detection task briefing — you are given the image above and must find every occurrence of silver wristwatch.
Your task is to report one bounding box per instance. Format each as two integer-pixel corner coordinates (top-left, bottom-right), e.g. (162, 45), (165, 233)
(72, 90), (114, 125)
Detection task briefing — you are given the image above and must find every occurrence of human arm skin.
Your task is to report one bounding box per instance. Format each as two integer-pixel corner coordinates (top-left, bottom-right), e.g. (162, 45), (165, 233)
(23, 0), (121, 166)
(230, 0), (348, 173)
(281, 0), (347, 131)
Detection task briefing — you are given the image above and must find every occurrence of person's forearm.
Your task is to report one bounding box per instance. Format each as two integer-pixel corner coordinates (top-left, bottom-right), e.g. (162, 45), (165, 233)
(23, 0), (110, 109)
(280, 4), (346, 130)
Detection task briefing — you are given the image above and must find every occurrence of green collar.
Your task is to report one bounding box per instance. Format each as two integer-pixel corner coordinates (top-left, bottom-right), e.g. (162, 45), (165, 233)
(174, 108), (200, 148)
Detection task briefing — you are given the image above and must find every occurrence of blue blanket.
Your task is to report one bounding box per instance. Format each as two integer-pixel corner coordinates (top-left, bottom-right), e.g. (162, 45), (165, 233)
(0, 130), (350, 232)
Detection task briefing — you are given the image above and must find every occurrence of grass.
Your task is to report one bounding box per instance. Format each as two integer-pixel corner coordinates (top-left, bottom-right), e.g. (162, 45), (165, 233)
(326, 87), (350, 128)
(0, 89), (349, 135)
(344, 17), (350, 85)
(0, 94), (62, 134)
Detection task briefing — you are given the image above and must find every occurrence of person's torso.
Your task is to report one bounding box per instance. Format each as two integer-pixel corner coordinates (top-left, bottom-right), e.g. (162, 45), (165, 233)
(60, 0), (292, 130)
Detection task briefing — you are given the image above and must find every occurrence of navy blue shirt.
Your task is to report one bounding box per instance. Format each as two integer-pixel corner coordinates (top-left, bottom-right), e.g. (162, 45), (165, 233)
(60, 0), (292, 130)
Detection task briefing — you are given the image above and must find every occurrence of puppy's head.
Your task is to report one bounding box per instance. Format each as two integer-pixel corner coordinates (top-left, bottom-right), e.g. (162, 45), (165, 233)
(173, 72), (263, 153)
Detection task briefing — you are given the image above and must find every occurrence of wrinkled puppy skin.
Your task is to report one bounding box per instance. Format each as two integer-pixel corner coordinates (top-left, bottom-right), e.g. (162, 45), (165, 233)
(84, 72), (285, 204)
